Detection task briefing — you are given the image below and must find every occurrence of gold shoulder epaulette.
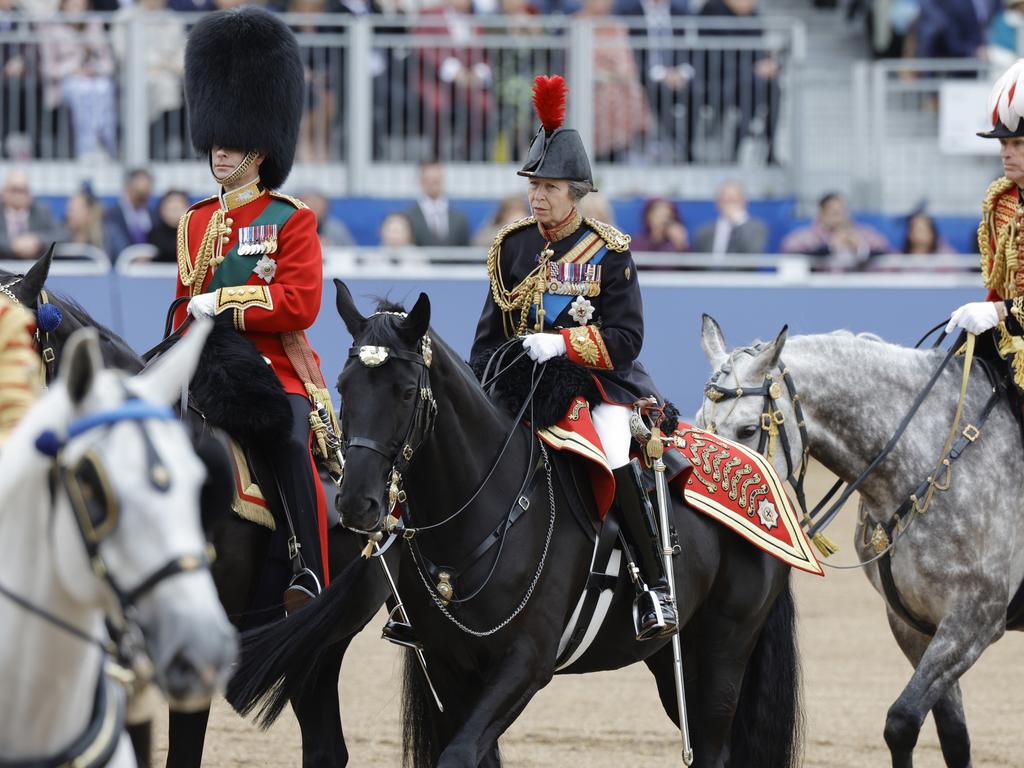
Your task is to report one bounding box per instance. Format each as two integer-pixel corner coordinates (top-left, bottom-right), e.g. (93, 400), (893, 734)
(269, 191), (308, 209)
(185, 194), (218, 213)
(585, 218), (630, 252)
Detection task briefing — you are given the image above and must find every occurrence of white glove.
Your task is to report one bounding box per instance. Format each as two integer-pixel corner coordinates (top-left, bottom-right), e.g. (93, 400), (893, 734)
(945, 301), (1000, 335)
(187, 293), (217, 319)
(522, 333), (566, 363)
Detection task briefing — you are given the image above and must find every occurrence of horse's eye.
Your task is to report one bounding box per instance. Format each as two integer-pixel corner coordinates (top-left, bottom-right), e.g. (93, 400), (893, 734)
(737, 425), (759, 439)
(402, 388), (417, 402)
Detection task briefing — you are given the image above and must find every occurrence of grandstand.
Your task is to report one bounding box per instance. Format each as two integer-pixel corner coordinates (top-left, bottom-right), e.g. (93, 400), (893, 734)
(0, 0), (1004, 402)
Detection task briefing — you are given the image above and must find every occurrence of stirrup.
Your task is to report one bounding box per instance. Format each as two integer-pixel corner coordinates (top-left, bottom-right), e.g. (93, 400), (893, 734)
(382, 618), (423, 650)
(284, 568), (322, 616)
(633, 587), (678, 642)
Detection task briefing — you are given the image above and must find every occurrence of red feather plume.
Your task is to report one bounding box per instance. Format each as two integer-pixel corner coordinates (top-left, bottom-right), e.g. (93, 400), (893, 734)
(532, 75), (567, 134)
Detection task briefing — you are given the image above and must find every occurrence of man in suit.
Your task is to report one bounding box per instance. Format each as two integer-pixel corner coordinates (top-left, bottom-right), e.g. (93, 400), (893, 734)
(0, 171), (62, 260)
(403, 162), (471, 247)
(915, 0), (1000, 59)
(694, 180), (768, 254)
(103, 168), (153, 260)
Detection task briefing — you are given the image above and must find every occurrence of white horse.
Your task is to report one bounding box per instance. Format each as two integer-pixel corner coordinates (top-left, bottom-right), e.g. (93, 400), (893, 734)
(0, 323), (237, 766)
(698, 315), (1024, 768)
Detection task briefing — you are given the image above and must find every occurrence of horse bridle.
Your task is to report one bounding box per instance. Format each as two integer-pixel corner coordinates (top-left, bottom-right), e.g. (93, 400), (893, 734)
(343, 330), (438, 528)
(702, 362), (827, 532)
(0, 275), (61, 385)
(0, 397), (210, 676)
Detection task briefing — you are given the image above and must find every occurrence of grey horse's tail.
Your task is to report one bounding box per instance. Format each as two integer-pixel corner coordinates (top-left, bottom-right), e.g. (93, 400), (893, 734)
(729, 578), (803, 768)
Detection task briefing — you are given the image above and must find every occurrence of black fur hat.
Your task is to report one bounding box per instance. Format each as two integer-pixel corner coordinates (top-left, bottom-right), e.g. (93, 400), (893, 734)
(184, 7), (304, 190)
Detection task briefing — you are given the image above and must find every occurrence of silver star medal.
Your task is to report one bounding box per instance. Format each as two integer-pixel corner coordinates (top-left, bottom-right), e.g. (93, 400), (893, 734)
(756, 499), (779, 530)
(569, 295), (595, 326)
(253, 255), (277, 283)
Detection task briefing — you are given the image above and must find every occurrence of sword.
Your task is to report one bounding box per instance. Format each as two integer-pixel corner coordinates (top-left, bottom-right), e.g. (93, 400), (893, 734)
(363, 533), (444, 713)
(634, 406), (694, 767)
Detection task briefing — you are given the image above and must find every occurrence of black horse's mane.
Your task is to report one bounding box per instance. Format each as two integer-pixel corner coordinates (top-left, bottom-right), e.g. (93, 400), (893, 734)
(52, 293), (143, 369)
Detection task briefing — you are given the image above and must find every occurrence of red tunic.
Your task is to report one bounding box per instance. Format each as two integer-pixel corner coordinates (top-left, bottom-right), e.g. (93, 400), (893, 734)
(173, 187), (322, 396)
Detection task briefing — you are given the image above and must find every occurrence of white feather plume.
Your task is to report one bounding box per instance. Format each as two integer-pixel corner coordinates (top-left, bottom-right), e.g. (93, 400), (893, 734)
(991, 60), (1024, 131)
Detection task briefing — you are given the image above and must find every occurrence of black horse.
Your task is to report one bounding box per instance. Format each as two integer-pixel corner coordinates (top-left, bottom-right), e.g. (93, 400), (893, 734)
(232, 281), (803, 768)
(1, 253), (386, 768)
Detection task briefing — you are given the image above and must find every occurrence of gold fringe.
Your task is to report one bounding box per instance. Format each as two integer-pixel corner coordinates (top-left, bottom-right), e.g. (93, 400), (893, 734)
(812, 532), (839, 558)
(979, 177), (1021, 298)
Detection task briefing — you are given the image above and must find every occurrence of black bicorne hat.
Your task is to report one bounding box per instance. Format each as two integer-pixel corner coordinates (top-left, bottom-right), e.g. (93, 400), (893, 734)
(185, 7), (304, 190)
(979, 60), (1024, 139)
(517, 76), (597, 193)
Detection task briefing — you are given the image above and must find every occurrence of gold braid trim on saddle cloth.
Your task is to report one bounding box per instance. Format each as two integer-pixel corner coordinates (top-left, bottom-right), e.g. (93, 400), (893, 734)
(0, 300), (40, 446)
(979, 177), (1023, 299)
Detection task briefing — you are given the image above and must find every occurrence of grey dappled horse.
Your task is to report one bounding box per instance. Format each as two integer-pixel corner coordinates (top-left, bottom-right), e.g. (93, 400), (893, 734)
(698, 315), (1024, 768)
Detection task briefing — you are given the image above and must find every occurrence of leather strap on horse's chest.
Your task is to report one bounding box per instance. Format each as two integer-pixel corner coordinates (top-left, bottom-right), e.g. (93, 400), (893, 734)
(0, 670), (125, 768)
(873, 381), (1001, 637)
(207, 199), (296, 293)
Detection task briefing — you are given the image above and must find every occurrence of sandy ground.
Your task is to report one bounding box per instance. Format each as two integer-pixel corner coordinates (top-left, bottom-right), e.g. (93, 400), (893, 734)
(153, 465), (1024, 767)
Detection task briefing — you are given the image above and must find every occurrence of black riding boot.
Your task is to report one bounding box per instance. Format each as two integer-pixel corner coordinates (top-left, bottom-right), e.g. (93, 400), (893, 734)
(614, 460), (677, 641)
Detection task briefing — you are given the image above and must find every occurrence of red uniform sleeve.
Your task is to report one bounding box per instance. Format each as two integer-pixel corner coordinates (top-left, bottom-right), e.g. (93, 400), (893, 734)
(172, 212), (192, 330)
(215, 207), (323, 332)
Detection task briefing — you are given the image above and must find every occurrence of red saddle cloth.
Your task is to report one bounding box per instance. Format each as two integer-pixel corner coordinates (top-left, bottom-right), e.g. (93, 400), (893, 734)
(537, 397), (824, 576)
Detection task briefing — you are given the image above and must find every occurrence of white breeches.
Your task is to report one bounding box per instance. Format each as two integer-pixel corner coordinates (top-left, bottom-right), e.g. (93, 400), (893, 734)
(592, 402), (632, 469)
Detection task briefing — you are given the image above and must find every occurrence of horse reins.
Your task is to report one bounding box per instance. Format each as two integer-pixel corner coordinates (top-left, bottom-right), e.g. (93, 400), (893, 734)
(704, 331), (999, 573)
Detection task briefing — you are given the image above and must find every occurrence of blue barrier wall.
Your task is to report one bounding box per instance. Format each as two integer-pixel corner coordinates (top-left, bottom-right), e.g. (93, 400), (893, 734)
(45, 275), (981, 416)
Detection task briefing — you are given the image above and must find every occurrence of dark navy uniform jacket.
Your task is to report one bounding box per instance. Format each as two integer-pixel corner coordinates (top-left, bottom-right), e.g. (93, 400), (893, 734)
(472, 213), (659, 405)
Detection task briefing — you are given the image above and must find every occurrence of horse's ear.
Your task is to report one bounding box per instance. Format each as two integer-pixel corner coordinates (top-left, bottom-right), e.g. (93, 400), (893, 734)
(757, 325), (789, 374)
(334, 279), (366, 337)
(60, 327), (104, 406)
(700, 314), (728, 368)
(12, 243), (54, 305)
(401, 293), (431, 341)
(132, 319), (212, 405)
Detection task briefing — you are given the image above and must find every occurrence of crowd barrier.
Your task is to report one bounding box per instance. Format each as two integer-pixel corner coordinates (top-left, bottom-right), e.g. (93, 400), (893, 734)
(24, 262), (983, 413)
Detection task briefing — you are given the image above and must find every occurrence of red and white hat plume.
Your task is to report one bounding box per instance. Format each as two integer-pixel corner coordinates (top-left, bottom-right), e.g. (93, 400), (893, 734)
(988, 59), (1024, 132)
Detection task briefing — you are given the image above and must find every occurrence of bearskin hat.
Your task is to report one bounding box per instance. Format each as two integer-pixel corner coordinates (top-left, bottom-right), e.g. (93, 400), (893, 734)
(185, 7), (304, 189)
(518, 76), (597, 192)
(979, 59), (1024, 139)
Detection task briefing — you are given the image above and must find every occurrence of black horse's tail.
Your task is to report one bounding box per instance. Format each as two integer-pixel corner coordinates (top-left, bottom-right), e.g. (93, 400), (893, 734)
(402, 649), (437, 768)
(728, 578), (803, 768)
(225, 554), (375, 728)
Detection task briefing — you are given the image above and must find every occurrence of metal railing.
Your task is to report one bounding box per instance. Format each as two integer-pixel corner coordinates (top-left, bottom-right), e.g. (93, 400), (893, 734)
(856, 58), (1003, 214)
(0, 11), (805, 198)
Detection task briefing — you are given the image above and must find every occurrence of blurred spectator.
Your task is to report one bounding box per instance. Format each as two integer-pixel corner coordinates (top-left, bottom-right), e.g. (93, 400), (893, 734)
(61, 187), (105, 252)
(103, 168), (153, 260)
(914, 0), (999, 60)
(0, 171), (62, 260)
(113, 0), (186, 160)
(697, 0), (780, 164)
(40, 0), (116, 159)
(631, 197), (688, 252)
(491, 0), (547, 163)
(617, 0), (692, 163)
(472, 194), (529, 247)
(415, 0), (495, 162)
(529, 0), (581, 13)
(987, 0), (1024, 70)
(0, 0), (34, 160)
(694, 180), (768, 254)
(290, 0), (340, 163)
(582, 0), (651, 162)
(380, 212), (414, 247)
(300, 190), (356, 248)
(404, 162), (471, 246)
(903, 211), (955, 255)
(147, 189), (189, 263)
(579, 191), (616, 225)
(780, 192), (892, 270)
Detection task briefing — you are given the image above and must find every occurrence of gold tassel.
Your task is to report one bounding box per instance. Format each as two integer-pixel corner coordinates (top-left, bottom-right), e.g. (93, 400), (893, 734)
(812, 532), (839, 558)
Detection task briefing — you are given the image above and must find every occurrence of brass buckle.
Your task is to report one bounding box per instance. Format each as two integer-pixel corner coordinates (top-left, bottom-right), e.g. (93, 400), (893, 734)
(760, 413), (772, 431)
(42, 347), (55, 363)
(962, 424), (980, 442)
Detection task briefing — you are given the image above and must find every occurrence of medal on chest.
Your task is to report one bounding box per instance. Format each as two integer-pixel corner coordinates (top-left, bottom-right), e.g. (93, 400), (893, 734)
(238, 224), (279, 256)
(546, 261), (602, 298)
